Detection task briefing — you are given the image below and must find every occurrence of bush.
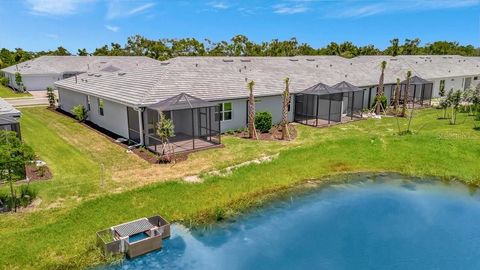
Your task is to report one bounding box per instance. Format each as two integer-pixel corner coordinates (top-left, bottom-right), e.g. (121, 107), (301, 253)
(71, 105), (88, 122)
(0, 77), (8, 86)
(255, 111), (273, 133)
(374, 95), (388, 110)
(18, 185), (37, 207)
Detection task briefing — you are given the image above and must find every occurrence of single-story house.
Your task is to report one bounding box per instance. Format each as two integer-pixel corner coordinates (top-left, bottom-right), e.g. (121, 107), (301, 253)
(1, 56), (161, 91)
(0, 98), (21, 138)
(53, 55), (480, 154)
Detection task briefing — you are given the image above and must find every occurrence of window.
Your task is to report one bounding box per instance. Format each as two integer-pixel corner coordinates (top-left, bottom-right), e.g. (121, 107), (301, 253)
(86, 96), (91, 111)
(287, 96), (292, 112)
(98, 98), (104, 116)
(475, 76), (478, 80)
(216, 102), (232, 121)
(439, 80), (445, 93)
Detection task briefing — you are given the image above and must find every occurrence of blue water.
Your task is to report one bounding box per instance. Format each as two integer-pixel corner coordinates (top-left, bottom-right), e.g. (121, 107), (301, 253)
(107, 174), (480, 270)
(128, 233), (149, 243)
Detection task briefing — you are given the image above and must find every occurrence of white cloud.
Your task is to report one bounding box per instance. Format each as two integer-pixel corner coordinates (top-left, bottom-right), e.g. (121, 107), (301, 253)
(107, 1), (156, 19)
(209, 2), (229, 9)
(25, 0), (94, 15)
(105, 25), (120, 32)
(273, 3), (309, 14)
(332, 0), (480, 18)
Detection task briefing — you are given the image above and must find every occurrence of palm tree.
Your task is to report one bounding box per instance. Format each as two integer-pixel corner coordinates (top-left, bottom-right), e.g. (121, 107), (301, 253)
(401, 71), (412, 117)
(247, 80), (258, 139)
(281, 77), (291, 140)
(394, 78), (400, 112)
(375, 61), (387, 114)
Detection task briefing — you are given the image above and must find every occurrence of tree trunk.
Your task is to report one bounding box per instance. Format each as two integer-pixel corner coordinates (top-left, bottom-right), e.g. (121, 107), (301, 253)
(281, 88), (290, 140)
(375, 71), (384, 115)
(248, 91), (258, 139)
(394, 82), (400, 112)
(402, 81), (410, 117)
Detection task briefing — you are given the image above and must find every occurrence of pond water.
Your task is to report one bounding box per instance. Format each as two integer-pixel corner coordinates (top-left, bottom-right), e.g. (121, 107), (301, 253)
(107, 174), (480, 270)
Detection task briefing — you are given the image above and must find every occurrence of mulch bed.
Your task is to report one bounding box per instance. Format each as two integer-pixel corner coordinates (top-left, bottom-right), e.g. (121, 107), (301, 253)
(231, 125), (298, 141)
(26, 164), (52, 181)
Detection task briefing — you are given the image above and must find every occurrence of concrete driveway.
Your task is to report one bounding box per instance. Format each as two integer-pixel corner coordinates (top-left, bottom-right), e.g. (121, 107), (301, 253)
(5, 90), (58, 107)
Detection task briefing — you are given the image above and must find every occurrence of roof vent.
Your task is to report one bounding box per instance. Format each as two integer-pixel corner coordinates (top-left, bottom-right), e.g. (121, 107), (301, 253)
(289, 59), (299, 62)
(94, 74), (102, 77)
(240, 59), (251, 62)
(316, 65), (318, 68)
(239, 69), (242, 73)
(390, 59), (397, 61)
(118, 72), (126, 76)
(160, 62), (170, 66)
(350, 63), (353, 65)
(195, 63), (198, 67)
(306, 59), (315, 61)
(245, 77), (248, 82)
(223, 59), (234, 62)
(329, 64), (333, 67)
(345, 74), (348, 78)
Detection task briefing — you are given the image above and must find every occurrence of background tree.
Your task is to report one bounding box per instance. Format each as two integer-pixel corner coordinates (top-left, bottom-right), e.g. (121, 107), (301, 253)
(0, 130), (35, 212)
(77, 48), (88, 56)
(247, 80), (258, 139)
(14, 72), (24, 91)
(281, 77), (291, 140)
(156, 112), (175, 161)
(375, 61), (387, 114)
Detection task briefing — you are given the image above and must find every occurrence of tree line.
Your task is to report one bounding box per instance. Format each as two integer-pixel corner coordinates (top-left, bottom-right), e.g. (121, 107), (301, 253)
(1, 35), (479, 68)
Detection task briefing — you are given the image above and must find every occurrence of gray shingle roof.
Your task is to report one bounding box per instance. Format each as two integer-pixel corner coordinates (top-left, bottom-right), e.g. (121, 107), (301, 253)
(54, 55), (480, 108)
(1, 56), (160, 75)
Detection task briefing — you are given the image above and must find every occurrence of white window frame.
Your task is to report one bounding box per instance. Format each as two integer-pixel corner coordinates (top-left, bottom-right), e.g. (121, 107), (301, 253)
(217, 102), (233, 122)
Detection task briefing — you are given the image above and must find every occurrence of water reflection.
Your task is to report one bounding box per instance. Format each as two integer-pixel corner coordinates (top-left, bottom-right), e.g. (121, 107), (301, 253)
(106, 174), (480, 270)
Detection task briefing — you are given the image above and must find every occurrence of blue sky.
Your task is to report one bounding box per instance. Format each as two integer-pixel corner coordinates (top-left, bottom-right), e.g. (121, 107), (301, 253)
(1, 0), (479, 53)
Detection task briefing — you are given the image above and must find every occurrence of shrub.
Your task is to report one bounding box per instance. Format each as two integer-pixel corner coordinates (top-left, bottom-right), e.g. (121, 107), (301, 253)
(71, 105), (88, 122)
(0, 77), (8, 86)
(375, 95), (388, 111)
(46, 87), (55, 108)
(255, 111), (272, 133)
(225, 129), (235, 135)
(18, 185), (37, 207)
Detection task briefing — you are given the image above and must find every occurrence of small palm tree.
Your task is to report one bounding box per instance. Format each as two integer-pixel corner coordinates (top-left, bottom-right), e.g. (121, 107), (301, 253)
(401, 71), (411, 117)
(281, 77), (291, 140)
(156, 112), (175, 161)
(394, 78), (400, 112)
(375, 61), (387, 114)
(247, 80), (258, 139)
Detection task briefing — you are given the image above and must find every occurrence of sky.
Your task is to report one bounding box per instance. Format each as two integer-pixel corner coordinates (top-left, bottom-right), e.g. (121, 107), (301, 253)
(1, 0), (480, 53)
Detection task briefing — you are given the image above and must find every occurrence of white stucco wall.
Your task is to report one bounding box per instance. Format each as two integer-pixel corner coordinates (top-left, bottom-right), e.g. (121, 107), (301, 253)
(88, 96), (129, 139)
(216, 95), (294, 133)
(4, 72), (61, 91)
(58, 87), (129, 138)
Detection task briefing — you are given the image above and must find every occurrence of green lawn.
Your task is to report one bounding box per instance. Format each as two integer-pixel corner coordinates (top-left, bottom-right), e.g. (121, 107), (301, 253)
(0, 107), (479, 269)
(0, 84), (31, 98)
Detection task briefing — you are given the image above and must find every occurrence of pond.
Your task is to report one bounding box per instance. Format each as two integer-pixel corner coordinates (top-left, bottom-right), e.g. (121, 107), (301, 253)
(107, 174), (480, 269)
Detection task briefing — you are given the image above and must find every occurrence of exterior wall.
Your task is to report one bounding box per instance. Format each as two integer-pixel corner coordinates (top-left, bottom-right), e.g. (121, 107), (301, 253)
(216, 95), (294, 133)
(430, 76), (472, 97)
(4, 72), (61, 91)
(58, 87), (129, 139)
(88, 97), (129, 139)
(58, 88), (87, 113)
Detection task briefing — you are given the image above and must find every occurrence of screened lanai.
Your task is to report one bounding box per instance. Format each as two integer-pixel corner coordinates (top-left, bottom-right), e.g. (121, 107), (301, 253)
(383, 76), (433, 108)
(128, 93), (221, 155)
(294, 81), (366, 127)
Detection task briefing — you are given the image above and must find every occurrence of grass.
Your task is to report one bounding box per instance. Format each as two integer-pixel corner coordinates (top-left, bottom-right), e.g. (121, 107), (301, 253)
(0, 84), (31, 98)
(0, 107), (479, 269)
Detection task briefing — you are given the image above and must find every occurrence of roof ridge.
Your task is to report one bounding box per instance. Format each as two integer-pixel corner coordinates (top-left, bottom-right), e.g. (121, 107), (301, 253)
(137, 58), (177, 106)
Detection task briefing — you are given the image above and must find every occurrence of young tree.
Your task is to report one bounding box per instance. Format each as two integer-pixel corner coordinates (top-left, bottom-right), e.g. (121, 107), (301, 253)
(14, 72), (24, 92)
(449, 90), (462, 125)
(394, 78), (401, 112)
(71, 105), (88, 122)
(281, 77), (291, 140)
(156, 112), (175, 161)
(401, 71), (412, 117)
(0, 130), (35, 212)
(462, 87), (475, 115)
(247, 80), (258, 139)
(46, 87), (56, 108)
(375, 61), (387, 114)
